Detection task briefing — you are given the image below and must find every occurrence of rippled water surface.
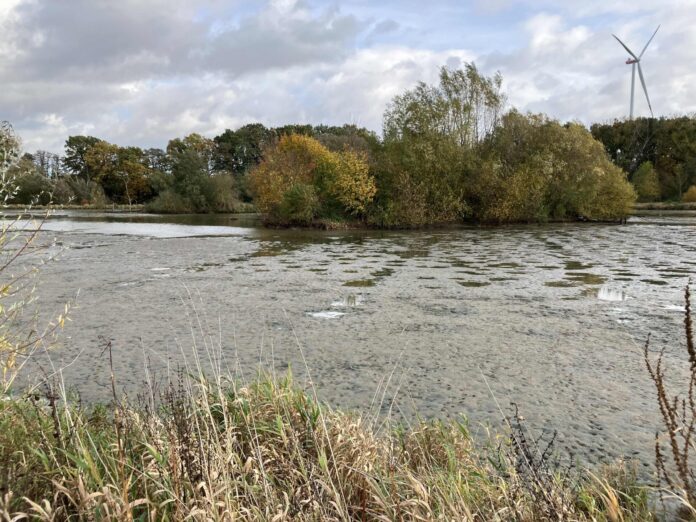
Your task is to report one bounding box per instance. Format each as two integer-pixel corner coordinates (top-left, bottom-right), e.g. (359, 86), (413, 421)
(14, 210), (696, 471)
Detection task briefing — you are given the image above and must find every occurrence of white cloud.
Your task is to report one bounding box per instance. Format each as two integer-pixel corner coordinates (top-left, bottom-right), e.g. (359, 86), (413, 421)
(3, 0), (696, 154)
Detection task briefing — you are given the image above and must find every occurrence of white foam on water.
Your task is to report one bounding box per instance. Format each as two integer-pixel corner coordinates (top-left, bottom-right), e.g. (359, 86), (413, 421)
(598, 286), (626, 302)
(665, 305), (687, 312)
(150, 267), (170, 271)
(308, 311), (345, 319)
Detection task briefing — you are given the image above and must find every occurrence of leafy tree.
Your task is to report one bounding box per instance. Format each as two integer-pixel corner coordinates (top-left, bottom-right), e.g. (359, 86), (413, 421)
(63, 136), (102, 179)
(371, 63), (504, 227)
(168, 146), (215, 212)
(167, 134), (216, 175)
(144, 148), (169, 173)
(213, 124), (273, 175)
(591, 116), (696, 200)
(384, 64), (504, 147)
(83, 142), (156, 204)
(10, 169), (53, 205)
(632, 161), (661, 202)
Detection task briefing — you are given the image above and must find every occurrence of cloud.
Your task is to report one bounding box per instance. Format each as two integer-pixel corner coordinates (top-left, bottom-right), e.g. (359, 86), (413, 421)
(2, 0), (696, 153)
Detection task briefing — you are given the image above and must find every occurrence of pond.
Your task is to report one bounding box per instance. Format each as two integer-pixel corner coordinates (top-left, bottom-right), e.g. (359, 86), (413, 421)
(11, 209), (696, 472)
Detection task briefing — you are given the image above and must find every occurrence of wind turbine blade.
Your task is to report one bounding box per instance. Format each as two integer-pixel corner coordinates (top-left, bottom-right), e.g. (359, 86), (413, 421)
(639, 25), (660, 58)
(613, 34), (638, 59)
(637, 63), (653, 117)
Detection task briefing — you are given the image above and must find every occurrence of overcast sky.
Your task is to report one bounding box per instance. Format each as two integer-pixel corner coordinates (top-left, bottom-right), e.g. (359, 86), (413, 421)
(1, 0), (695, 154)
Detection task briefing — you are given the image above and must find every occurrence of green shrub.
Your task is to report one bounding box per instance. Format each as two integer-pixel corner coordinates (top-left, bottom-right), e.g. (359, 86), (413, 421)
(51, 178), (75, 204)
(146, 189), (192, 213)
(278, 183), (320, 224)
(472, 112), (636, 223)
(67, 178), (109, 206)
(632, 161), (661, 202)
(10, 170), (53, 205)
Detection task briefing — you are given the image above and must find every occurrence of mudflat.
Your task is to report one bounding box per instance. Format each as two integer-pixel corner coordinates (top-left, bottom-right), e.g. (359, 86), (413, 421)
(18, 211), (696, 473)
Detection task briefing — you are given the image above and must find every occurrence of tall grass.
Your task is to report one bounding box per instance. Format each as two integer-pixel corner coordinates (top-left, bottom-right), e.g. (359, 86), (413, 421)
(0, 363), (652, 521)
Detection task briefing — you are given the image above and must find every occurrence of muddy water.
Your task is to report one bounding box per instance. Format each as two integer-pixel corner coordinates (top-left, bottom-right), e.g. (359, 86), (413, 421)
(14, 210), (696, 471)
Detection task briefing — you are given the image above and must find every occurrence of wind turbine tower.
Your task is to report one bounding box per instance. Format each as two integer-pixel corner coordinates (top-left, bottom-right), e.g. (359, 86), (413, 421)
(612, 25), (660, 119)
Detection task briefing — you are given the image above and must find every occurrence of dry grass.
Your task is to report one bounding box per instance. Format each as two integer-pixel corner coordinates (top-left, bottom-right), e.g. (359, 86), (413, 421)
(0, 364), (652, 521)
(644, 283), (696, 518)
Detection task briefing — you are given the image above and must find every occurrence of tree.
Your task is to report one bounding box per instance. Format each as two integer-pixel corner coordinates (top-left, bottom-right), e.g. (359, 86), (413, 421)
(213, 124), (273, 175)
(167, 134), (215, 175)
(632, 161), (661, 202)
(63, 135), (102, 180)
(144, 148), (169, 173)
(83, 142), (155, 204)
(384, 64), (504, 147)
(591, 116), (696, 200)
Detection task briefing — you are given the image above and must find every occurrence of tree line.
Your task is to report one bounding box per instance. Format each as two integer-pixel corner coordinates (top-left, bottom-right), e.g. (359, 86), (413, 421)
(249, 64), (635, 226)
(4, 122), (377, 212)
(591, 117), (696, 202)
(9, 62), (696, 224)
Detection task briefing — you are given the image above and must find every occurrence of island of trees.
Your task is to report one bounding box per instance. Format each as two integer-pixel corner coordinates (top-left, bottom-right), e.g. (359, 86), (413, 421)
(4, 63), (696, 227)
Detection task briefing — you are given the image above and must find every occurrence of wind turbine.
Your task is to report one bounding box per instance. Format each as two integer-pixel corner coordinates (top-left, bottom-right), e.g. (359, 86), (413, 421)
(612, 25), (660, 119)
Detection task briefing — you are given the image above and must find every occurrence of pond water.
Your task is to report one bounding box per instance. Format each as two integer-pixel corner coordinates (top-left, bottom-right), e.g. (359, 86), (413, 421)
(11, 209), (696, 472)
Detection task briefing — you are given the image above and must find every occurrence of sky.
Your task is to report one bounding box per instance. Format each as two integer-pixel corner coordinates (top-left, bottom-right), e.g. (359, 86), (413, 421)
(1, 0), (695, 154)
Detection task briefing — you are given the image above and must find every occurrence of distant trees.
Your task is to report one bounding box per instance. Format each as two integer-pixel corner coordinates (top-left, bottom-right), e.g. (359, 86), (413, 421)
(3, 62), (657, 223)
(591, 117), (696, 201)
(214, 124), (273, 175)
(63, 136), (102, 180)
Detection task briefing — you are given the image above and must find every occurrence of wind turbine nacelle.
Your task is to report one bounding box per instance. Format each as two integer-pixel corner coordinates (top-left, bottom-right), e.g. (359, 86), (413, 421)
(626, 58), (639, 64)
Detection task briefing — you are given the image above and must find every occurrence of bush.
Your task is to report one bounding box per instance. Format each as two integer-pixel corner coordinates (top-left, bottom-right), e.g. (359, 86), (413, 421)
(632, 161), (661, 202)
(51, 178), (75, 205)
(472, 112), (636, 223)
(683, 185), (696, 203)
(10, 170), (53, 206)
(146, 189), (192, 213)
(210, 173), (246, 212)
(278, 183), (320, 224)
(249, 134), (374, 225)
(369, 138), (470, 227)
(67, 178), (109, 206)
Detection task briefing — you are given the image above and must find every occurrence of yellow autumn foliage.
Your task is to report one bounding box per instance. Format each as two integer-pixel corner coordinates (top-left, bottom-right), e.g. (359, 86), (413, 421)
(683, 185), (696, 203)
(249, 134), (375, 224)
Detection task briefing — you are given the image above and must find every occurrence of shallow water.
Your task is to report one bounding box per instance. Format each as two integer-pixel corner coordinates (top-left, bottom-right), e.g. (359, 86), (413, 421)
(11, 210), (696, 472)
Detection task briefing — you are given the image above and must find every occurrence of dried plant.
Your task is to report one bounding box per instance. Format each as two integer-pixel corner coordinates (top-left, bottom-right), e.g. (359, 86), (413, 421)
(645, 283), (696, 513)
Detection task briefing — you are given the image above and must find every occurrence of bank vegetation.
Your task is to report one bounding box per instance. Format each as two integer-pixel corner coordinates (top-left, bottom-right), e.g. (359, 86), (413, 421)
(2, 63), (661, 227)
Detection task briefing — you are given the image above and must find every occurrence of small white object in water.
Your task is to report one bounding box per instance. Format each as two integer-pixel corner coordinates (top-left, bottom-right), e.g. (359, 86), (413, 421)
(150, 267), (170, 271)
(308, 311), (345, 319)
(665, 305), (687, 312)
(598, 286), (625, 302)
(331, 294), (363, 307)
